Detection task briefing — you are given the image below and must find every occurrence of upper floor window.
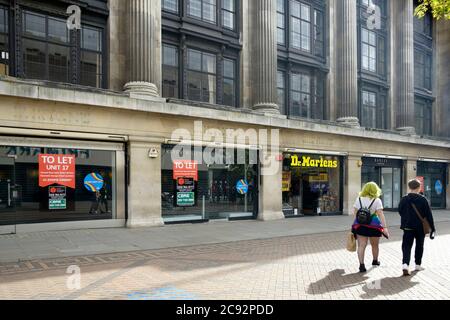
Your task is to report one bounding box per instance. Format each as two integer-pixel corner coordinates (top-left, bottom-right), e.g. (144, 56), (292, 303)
(163, 0), (179, 13)
(414, 49), (432, 91)
(222, 58), (236, 106)
(415, 98), (432, 136)
(277, 70), (286, 115)
(0, 6), (9, 76)
(162, 44), (179, 98)
(414, 7), (433, 93)
(222, 0), (235, 30)
(358, 0), (387, 78)
(188, 0), (217, 24)
(277, 0), (325, 60)
(187, 49), (217, 103)
(360, 88), (386, 129)
(81, 26), (103, 87)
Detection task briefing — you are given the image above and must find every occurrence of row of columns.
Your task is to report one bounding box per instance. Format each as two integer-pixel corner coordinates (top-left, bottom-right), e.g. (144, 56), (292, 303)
(123, 0), (418, 130)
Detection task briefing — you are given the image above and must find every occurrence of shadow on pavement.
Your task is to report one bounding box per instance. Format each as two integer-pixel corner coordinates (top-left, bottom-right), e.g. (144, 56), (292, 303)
(360, 272), (420, 299)
(307, 269), (371, 295)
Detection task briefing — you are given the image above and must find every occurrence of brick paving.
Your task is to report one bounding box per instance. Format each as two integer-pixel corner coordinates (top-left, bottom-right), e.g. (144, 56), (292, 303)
(1, 222), (450, 300)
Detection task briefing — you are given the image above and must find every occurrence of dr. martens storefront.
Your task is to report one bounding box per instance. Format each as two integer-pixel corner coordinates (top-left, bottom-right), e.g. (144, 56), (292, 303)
(282, 151), (345, 217)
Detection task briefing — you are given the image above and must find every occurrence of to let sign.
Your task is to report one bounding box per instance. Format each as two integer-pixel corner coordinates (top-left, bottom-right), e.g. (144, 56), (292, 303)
(39, 154), (76, 189)
(173, 160), (198, 181)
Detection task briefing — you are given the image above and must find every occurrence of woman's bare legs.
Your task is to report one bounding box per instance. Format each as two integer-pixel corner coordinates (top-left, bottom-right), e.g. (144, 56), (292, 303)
(357, 236), (369, 264)
(370, 237), (380, 262)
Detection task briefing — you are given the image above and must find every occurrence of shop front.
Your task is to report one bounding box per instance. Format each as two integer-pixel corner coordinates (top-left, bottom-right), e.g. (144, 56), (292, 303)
(361, 156), (403, 210)
(0, 137), (125, 234)
(417, 161), (448, 209)
(282, 152), (344, 216)
(161, 144), (259, 223)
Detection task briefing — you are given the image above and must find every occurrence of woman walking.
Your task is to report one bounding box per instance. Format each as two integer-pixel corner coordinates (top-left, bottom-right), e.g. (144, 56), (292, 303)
(352, 182), (390, 272)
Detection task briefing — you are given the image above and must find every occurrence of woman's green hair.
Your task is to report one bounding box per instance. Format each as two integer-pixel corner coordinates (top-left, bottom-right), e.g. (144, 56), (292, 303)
(359, 182), (382, 199)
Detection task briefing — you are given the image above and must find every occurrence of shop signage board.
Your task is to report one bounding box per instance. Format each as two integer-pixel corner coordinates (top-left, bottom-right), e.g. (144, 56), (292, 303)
(39, 154), (76, 189)
(177, 192), (195, 207)
(176, 177), (195, 192)
(309, 173), (329, 182)
(236, 180), (249, 195)
(173, 160), (198, 181)
(290, 155), (338, 168)
(48, 186), (67, 210)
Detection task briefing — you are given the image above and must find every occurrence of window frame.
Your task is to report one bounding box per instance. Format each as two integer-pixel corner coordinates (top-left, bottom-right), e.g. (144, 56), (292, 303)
(358, 84), (387, 130)
(414, 97), (433, 136)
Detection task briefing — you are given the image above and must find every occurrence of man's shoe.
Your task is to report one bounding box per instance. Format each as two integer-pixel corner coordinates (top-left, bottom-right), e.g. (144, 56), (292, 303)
(372, 260), (381, 266)
(415, 265), (425, 271)
(402, 264), (410, 276)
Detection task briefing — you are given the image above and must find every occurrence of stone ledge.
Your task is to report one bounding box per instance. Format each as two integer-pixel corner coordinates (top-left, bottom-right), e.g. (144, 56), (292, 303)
(1, 77), (450, 149)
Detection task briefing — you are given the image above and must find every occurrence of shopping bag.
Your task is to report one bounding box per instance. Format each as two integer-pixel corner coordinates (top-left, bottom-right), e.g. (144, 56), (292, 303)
(346, 232), (356, 252)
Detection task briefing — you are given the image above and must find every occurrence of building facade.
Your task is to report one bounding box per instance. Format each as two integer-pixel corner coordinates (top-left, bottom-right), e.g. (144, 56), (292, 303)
(0, 0), (449, 233)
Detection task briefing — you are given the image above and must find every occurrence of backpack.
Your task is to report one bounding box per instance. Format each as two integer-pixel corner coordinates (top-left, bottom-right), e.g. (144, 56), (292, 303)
(356, 197), (376, 225)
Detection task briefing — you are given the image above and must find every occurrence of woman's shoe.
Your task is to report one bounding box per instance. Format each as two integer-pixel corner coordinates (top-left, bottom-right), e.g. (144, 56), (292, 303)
(359, 264), (367, 273)
(372, 260), (381, 266)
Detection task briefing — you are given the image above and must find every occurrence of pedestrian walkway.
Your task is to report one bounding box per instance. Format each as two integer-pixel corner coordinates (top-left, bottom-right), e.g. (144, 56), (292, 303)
(1, 211), (449, 263)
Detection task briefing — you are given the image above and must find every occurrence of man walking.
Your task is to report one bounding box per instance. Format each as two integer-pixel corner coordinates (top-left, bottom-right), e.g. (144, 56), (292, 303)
(398, 179), (436, 276)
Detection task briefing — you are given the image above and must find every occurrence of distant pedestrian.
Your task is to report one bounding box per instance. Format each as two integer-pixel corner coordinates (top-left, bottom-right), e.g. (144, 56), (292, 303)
(398, 179), (436, 276)
(352, 182), (389, 273)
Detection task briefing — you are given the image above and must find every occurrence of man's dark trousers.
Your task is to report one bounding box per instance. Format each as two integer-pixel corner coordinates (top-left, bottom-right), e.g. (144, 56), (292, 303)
(402, 229), (425, 266)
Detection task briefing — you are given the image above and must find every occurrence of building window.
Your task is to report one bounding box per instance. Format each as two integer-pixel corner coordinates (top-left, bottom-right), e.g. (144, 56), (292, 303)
(162, 44), (179, 98)
(414, 50), (432, 91)
(313, 9), (324, 57)
(290, 72), (311, 118)
(222, 58), (236, 107)
(415, 98), (432, 136)
(187, 48), (217, 103)
(361, 90), (377, 128)
(222, 0), (235, 30)
(187, 0), (217, 24)
(163, 0), (179, 13)
(277, 0), (286, 45)
(414, 4), (433, 93)
(361, 28), (376, 72)
(80, 26), (103, 87)
(0, 6), (9, 76)
(277, 70), (286, 115)
(290, 1), (311, 52)
(22, 11), (71, 83)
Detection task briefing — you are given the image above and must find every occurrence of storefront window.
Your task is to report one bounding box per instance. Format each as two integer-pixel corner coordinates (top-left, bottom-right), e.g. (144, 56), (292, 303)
(417, 161), (447, 209)
(282, 153), (343, 216)
(0, 145), (117, 226)
(361, 157), (403, 209)
(161, 145), (258, 223)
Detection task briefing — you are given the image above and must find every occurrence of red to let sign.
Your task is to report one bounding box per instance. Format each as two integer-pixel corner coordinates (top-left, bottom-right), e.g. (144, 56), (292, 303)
(173, 160), (198, 181)
(39, 154), (76, 189)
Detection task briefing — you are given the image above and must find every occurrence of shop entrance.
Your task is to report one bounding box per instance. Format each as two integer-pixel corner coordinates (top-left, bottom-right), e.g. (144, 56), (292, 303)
(361, 157), (403, 210)
(0, 156), (18, 234)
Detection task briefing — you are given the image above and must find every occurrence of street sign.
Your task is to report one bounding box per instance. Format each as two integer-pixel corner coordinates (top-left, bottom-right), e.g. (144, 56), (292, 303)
(177, 192), (195, 207)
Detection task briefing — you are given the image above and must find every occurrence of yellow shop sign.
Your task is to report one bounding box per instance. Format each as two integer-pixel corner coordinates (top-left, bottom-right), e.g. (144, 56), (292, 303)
(290, 155), (338, 168)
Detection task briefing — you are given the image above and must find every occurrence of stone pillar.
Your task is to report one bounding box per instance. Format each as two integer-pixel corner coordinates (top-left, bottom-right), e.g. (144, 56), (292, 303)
(335, 0), (359, 127)
(344, 155), (362, 216)
(405, 158), (418, 195)
(123, 0), (162, 98)
(393, 0), (415, 134)
(447, 164), (450, 210)
(258, 149), (284, 221)
(436, 19), (450, 138)
(252, 0), (279, 114)
(127, 141), (164, 228)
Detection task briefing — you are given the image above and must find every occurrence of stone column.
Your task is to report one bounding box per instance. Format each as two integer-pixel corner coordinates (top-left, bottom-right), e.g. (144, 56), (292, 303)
(436, 19), (450, 137)
(258, 149), (284, 221)
(335, 0), (359, 127)
(127, 141), (164, 228)
(252, 0), (279, 114)
(393, 0), (415, 134)
(123, 0), (162, 98)
(447, 164), (450, 210)
(344, 155), (362, 216)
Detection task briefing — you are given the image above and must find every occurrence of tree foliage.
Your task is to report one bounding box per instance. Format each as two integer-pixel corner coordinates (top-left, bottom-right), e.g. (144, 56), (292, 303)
(414, 0), (450, 20)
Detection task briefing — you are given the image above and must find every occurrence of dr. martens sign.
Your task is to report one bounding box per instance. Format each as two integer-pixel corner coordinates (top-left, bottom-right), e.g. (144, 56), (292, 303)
(290, 155), (338, 168)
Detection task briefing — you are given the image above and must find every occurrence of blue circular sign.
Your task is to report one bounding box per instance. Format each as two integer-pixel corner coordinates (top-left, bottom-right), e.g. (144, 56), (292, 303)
(84, 173), (104, 192)
(435, 180), (443, 195)
(236, 179), (249, 195)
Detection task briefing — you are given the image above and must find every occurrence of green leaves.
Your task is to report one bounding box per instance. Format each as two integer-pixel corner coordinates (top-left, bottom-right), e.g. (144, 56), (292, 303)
(414, 0), (450, 20)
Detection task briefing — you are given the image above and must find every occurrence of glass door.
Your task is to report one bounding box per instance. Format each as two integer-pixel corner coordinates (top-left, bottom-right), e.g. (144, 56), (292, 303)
(0, 156), (16, 234)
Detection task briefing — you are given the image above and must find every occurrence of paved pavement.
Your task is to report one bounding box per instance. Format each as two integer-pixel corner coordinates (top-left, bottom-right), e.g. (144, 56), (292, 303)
(0, 211), (449, 300)
(0, 219), (449, 300)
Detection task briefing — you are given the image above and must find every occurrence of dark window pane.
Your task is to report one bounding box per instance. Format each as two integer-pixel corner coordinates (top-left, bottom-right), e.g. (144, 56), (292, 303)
(82, 26), (102, 51)
(48, 17), (69, 43)
(162, 65), (179, 98)
(203, 1), (216, 23)
(163, 45), (178, 67)
(187, 71), (202, 101)
(223, 11), (234, 29)
(202, 53), (216, 73)
(23, 11), (46, 38)
(48, 44), (70, 83)
(223, 59), (234, 78)
(81, 51), (102, 87)
(188, 49), (202, 71)
(163, 0), (178, 12)
(223, 78), (235, 107)
(0, 7), (8, 33)
(188, 0), (202, 18)
(23, 39), (46, 80)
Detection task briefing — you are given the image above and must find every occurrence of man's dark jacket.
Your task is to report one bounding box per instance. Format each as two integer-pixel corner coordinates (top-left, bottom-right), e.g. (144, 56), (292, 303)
(398, 193), (436, 232)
